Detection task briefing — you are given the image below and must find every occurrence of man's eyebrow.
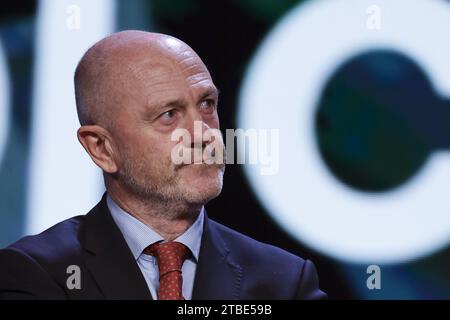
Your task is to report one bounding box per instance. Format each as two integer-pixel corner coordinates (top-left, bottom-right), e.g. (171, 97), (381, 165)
(163, 98), (187, 108)
(147, 98), (187, 116)
(147, 87), (220, 114)
(198, 87), (220, 101)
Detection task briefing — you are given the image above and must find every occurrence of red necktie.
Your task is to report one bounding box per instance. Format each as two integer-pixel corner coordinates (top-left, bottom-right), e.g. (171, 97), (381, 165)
(144, 241), (190, 300)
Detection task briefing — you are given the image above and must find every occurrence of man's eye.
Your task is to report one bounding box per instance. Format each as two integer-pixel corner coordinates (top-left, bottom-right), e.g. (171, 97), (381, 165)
(200, 100), (216, 112)
(158, 109), (177, 125)
(161, 110), (175, 119)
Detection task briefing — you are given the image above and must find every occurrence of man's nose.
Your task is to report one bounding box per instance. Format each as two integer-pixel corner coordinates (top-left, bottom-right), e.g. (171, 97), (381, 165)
(184, 111), (210, 148)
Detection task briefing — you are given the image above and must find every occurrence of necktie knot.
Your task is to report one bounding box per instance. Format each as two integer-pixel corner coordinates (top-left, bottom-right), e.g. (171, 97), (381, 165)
(144, 241), (190, 300)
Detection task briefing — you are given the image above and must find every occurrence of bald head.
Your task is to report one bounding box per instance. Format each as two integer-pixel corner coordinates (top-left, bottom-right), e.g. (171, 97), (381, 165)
(74, 30), (207, 127)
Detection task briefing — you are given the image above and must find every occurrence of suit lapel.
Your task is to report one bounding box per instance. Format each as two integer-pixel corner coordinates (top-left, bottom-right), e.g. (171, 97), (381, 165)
(192, 214), (242, 300)
(82, 194), (152, 299)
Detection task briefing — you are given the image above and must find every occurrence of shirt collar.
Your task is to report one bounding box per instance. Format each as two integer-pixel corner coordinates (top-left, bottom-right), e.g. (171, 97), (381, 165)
(107, 194), (204, 262)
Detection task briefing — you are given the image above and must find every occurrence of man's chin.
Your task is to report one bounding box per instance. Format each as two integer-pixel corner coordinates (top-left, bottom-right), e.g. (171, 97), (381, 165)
(178, 165), (224, 204)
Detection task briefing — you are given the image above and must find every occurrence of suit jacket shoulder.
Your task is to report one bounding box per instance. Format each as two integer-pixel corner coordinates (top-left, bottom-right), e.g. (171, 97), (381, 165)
(202, 219), (327, 300)
(0, 216), (85, 299)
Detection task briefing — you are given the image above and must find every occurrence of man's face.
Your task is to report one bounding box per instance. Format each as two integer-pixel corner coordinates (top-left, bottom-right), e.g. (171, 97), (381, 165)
(109, 45), (225, 207)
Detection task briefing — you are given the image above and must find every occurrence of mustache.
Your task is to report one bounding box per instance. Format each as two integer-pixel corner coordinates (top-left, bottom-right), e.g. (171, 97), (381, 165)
(173, 144), (226, 170)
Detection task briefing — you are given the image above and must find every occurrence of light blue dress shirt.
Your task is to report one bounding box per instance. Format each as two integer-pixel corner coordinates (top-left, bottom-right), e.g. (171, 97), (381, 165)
(107, 194), (204, 300)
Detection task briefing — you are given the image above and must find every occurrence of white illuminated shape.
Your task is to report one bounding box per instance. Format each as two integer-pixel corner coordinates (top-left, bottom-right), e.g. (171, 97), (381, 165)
(238, 0), (450, 263)
(26, 0), (116, 234)
(0, 39), (9, 166)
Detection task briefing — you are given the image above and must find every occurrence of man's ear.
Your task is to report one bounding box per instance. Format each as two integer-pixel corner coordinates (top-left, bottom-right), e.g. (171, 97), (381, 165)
(77, 125), (118, 173)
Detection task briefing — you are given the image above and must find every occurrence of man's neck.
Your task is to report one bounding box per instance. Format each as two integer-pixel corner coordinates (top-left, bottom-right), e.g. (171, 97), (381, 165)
(106, 187), (202, 241)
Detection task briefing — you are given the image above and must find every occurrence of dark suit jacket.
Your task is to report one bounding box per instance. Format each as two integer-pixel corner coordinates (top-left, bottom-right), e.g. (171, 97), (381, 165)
(0, 195), (327, 299)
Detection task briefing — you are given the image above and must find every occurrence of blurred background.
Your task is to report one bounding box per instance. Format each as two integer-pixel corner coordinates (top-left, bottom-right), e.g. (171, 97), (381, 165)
(0, 0), (449, 299)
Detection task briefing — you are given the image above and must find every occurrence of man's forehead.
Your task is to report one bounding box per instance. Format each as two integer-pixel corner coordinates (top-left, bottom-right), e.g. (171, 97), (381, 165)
(129, 55), (207, 75)
(125, 53), (212, 89)
(97, 31), (213, 87)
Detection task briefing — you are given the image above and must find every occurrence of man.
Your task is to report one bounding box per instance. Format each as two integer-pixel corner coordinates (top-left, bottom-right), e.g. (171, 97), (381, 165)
(0, 31), (327, 300)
